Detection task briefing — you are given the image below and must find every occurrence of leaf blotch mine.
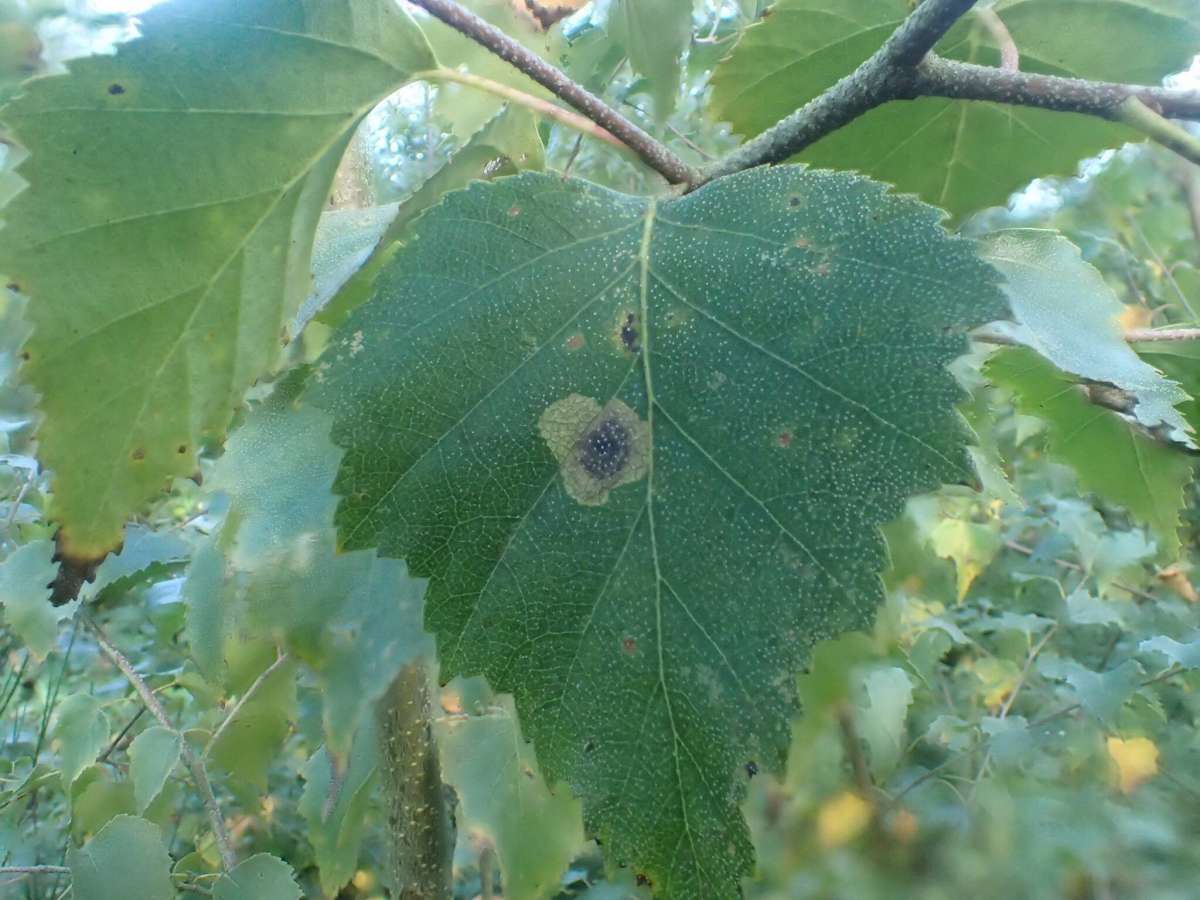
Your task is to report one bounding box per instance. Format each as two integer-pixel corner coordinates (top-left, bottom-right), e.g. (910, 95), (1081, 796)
(538, 394), (649, 506)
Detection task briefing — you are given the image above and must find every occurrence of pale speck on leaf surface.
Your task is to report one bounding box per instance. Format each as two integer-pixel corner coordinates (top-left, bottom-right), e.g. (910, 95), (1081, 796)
(312, 167), (1007, 897)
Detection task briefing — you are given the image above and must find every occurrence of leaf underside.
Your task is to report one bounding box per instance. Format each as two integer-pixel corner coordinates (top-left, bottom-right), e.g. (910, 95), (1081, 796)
(314, 167), (1007, 896)
(0, 0), (433, 558)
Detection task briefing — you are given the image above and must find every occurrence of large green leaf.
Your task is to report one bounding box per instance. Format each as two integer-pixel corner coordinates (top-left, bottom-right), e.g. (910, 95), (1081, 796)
(67, 815), (173, 900)
(0, 0), (434, 558)
(985, 348), (1192, 560)
(127, 726), (181, 813)
(313, 167), (1006, 895)
(711, 0), (1200, 219)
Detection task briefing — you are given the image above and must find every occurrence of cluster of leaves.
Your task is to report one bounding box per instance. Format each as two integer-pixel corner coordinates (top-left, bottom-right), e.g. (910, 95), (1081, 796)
(0, 0), (1199, 898)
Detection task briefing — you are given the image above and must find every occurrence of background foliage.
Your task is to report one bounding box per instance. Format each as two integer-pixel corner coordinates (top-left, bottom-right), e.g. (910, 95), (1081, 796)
(1, 0), (1200, 898)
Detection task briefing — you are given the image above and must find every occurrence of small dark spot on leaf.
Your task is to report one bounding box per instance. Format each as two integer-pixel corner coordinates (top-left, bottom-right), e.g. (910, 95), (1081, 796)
(19, 350), (29, 362)
(6, 282), (18, 292)
(176, 444), (187, 455)
(107, 83), (125, 95)
(636, 873), (652, 887)
(578, 418), (631, 479)
(566, 332), (585, 351)
(745, 761), (759, 778)
(131, 447), (145, 461)
(777, 430), (792, 448)
(788, 194), (801, 207)
(507, 205), (521, 217)
(584, 740), (596, 753)
(619, 312), (639, 353)
(622, 636), (637, 655)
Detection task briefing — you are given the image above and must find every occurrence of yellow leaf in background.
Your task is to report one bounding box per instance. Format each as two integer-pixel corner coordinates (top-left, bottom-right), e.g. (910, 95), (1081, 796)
(817, 791), (872, 848)
(1107, 736), (1159, 793)
(1158, 565), (1200, 604)
(929, 518), (1003, 601)
(887, 808), (919, 844)
(1117, 303), (1154, 332)
(972, 657), (1022, 711)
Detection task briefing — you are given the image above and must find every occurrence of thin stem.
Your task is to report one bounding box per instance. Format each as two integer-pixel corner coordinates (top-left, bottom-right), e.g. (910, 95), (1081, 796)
(86, 618), (237, 872)
(1115, 97), (1200, 167)
(202, 650), (289, 761)
(418, 67), (626, 151)
(408, 0), (700, 186)
(975, 7), (1019, 72)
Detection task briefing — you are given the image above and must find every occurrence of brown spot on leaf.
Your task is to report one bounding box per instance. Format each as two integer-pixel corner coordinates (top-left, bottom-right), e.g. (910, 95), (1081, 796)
(131, 447), (145, 461)
(636, 873), (652, 888)
(565, 332), (585, 351)
(793, 236), (809, 249)
(619, 312), (639, 352)
(777, 430), (793, 448)
(622, 636), (637, 655)
(176, 444), (188, 455)
(507, 205), (521, 217)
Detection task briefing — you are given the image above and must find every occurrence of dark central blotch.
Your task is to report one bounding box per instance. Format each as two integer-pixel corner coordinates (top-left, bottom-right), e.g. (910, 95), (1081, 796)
(578, 418), (631, 479)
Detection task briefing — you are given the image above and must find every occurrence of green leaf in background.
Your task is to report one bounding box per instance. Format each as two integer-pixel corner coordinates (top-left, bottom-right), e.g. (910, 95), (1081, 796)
(212, 853), (302, 900)
(986, 347), (1192, 560)
(300, 723), (379, 897)
(304, 105), (546, 333)
(314, 167), (1006, 894)
(208, 384), (431, 758)
(208, 655), (296, 792)
(81, 525), (191, 602)
(127, 726), (180, 813)
(424, 0), (553, 140)
(54, 693), (108, 788)
(0, 0), (435, 558)
(183, 537), (228, 684)
(436, 686), (585, 899)
(67, 814), (173, 900)
(711, 0), (1200, 219)
(981, 229), (1193, 447)
(603, 0), (692, 120)
(0, 538), (74, 660)
(1140, 635), (1200, 669)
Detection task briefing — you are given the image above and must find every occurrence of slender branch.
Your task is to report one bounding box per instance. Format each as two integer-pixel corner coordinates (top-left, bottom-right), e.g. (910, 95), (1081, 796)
(0, 866), (71, 876)
(86, 619), (237, 872)
(1003, 539), (1157, 603)
(418, 67), (626, 151)
(976, 326), (1200, 345)
(407, 0), (699, 186)
(1125, 327), (1200, 342)
(975, 7), (1019, 72)
(703, 0), (979, 181)
(202, 650), (289, 761)
(913, 56), (1200, 121)
(1115, 97), (1200, 167)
